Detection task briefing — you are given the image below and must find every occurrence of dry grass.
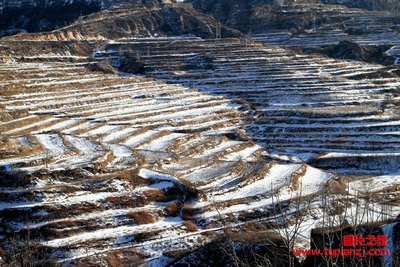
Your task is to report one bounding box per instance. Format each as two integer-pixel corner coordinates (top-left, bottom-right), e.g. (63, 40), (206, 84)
(87, 61), (117, 75)
(106, 249), (147, 267)
(0, 110), (12, 125)
(0, 136), (16, 151)
(162, 248), (192, 259)
(240, 222), (269, 232)
(135, 130), (169, 148)
(220, 223), (283, 244)
(181, 204), (199, 221)
(128, 211), (158, 225)
(211, 198), (248, 211)
(19, 118), (67, 136)
(2, 109), (29, 121)
(41, 203), (104, 222)
(290, 164), (307, 191)
(46, 228), (83, 240)
(165, 201), (181, 217)
(106, 195), (138, 206)
(325, 177), (347, 195)
(168, 133), (199, 153)
(111, 127), (151, 144)
(214, 142), (251, 160)
(143, 189), (166, 201)
(73, 124), (103, 136)
(94, 151), (115, 173)
(115, 170), (147, 187)
(183, 221), (198, 232)
(46, 219), (96, 231)
(0, 135), (45, 160)
(240, 162), (273, 187)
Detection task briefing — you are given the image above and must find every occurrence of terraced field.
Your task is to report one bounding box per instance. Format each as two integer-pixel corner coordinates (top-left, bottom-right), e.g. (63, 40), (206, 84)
(249, 4), (400, 66)
(253, 13), (400, 48)
(0, 34), (398, 264)
(0, 3), (399, 264)
(0, 55), (336, 264)
(95, 37), (400, 175)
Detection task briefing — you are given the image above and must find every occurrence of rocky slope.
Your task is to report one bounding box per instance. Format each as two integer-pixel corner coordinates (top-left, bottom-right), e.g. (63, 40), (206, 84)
(3, 2), (242, 42)
(0, 0), (173, 37)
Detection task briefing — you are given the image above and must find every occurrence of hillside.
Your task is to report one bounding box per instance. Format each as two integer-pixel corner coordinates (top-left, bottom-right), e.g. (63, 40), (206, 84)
(189, 0), (400, 65)
(0, 0), (104, 37)
(3, 2), (241, 42)
(0, 0), (399, 266)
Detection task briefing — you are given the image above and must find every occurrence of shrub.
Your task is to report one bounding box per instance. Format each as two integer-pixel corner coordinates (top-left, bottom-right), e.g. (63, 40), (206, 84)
(106, 249), (146, 267)
(165, 201), (181, 217)
(128, 211), (158, 225)
(87, 61), (117, 74)
(181, 204), (200, 221)
(143, 189), (165, 201)
(107, 195), (133, 204)
(183, 221), (198, 232)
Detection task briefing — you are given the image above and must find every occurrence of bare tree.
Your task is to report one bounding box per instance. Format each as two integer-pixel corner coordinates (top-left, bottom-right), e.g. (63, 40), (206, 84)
(270, 181), (313, 267)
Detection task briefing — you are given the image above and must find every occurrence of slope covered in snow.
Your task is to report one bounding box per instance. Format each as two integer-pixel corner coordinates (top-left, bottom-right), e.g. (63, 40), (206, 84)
(0, 2), (399, 266)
